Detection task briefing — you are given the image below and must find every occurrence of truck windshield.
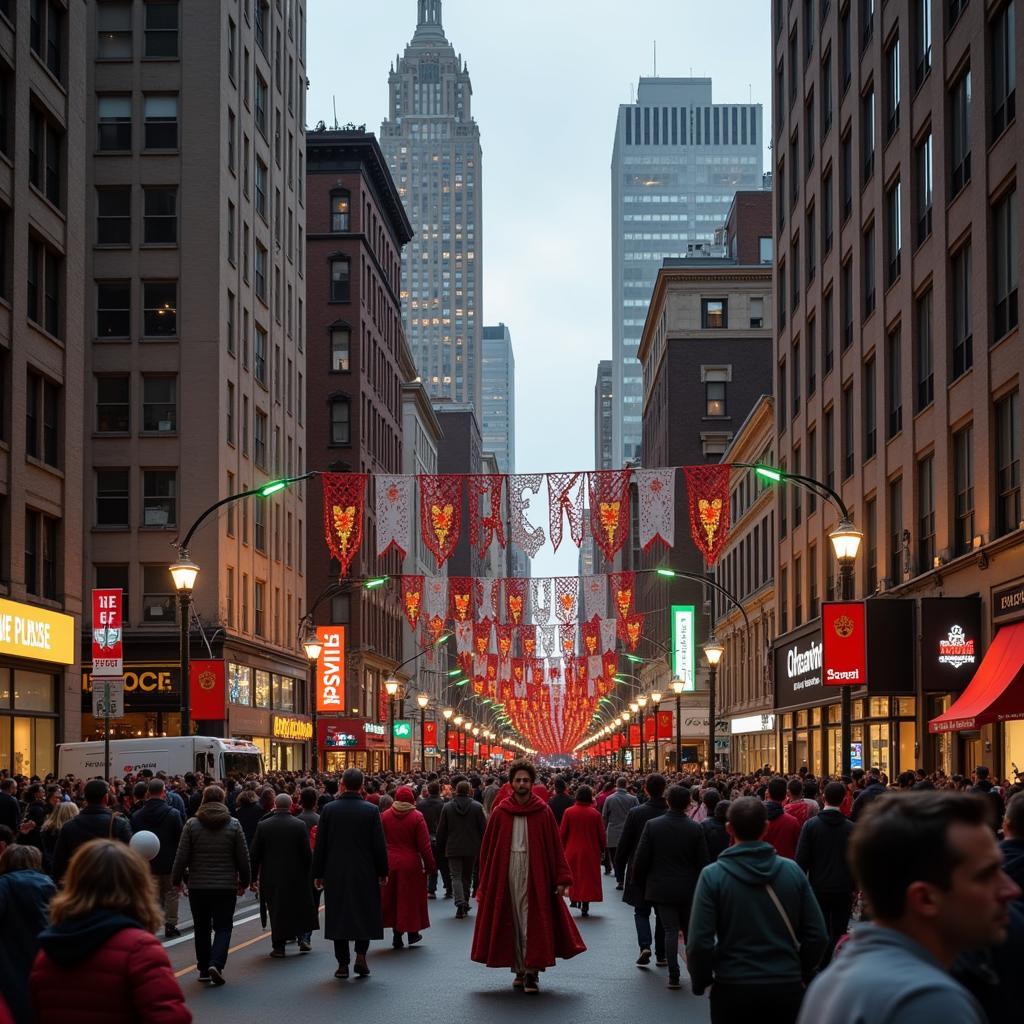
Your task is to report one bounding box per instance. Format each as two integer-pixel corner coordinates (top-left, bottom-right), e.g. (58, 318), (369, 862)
(222, 752), (263, 780)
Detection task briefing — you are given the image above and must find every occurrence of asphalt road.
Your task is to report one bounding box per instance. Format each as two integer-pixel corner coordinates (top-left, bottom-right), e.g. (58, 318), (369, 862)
(163, 871), (711, 1023)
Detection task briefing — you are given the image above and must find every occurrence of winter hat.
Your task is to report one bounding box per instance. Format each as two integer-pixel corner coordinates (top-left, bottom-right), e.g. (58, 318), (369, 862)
(395, 786), (416, 803)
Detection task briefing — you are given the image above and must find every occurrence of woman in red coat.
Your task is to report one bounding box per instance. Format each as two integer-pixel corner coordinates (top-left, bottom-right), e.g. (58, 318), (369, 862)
(559, 785), (606, 916)
(380, 785), (437, 948)
(31, 840), (190, 1023)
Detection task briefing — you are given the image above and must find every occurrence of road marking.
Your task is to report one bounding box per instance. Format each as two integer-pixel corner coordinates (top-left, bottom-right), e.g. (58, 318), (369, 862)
(162, 911), (262, 949)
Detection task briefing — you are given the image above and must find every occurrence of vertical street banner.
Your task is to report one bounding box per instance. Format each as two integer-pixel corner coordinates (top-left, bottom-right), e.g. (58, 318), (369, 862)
(91, 589), (123, 678)
(316, 626), (346, 713)
(656, 709), (673, 738)
(190, 660), (226, 720)
(822, 601), (867, 686)
(671, 605), (695, 690)
(423, 720), (438, 748)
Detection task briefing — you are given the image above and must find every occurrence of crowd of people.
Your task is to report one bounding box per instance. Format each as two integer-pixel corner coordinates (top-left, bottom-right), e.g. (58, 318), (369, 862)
(0, 759), (1020, 1023)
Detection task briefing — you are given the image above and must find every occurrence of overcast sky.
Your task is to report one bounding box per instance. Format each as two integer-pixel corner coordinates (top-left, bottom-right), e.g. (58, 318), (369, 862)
(307, 0), (772, 580)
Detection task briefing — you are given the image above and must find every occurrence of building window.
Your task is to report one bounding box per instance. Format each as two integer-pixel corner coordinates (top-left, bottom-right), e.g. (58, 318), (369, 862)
(255, 242), (267, 300)
(915, 129), (933, 245)
(28, 106), (61, 207)
(143, 281), (177, 337)
(142, 376), (176, 432)
(144, 1), (178, 58)
(331, 190), (350, 232)
(254, 324), (267, 384)
(330, 257), (350, 302)
(823, 288), (834, 374)
(889, 477), (903, 584)
(841, 130), (852, 221)
(97, 96), (132, 151)
(996, 389), (1021, 537)
(840, 4), (851, 88)
(778, 359), (787, 434)
(917, 455), (935, 571)
(842, 383), (854, 480)
(96, 375), (130, 433)
(255, 74), (268, 137)
(885, 324), (903, 438)
(950, 242), (972, 379)
(841, 258), (853, 349)
(793, 448), (802, 526)
(331, 326), (350, 372)
(914, 0), (932, 88)
(142, 565), (175, 623)
(701, 298), (727, 328)
(861, 85), (875, 183)
(254, 581), (265, 636)
(143, 94), (177, 149)
(330, 397), (350, 445)
(860, 0), (874, 49)
(793, 555), (803, 627)
(864, 356), (877, 459)
(226, 381), (235, 445)
(255, 409), (267, 468)
(254, 500), (266, 553)
(807, 318), (817, 396)
(915, 287), (934, 410)
(31, 0), (63, 79)
(949, 69), (972, 196)
(885, 179), (901, 285)
(778, 260), (787, 330)
(254, 0), (268, 52)
(992, 2), (1016, 139)
(750, 296), (764, 328)
(704, 380), (727, 418)
(994, 186), (1019, 340)
(143, 186), (177, 244)
(95, 564), (130, 621)
(824, 406), (835, 491)
(865, 497), (877, 594)
(862, 222), (876, 316)
(791, 342), (800, 417)
(885, 35), (900, 138)
(96, 2), (132, 60)
(780, 566), (789, 633)
(24, 510), (58, 599)
(26, 241), (60, 338)
(255, 158), (267, 220)
(953, 424), (974, 556)
(97, 187), (130, 245)
(142, 469), (176, 527)
(226, 566), (235, 626)
(96, 468), (129, 527)
(97, 281), (130, 338)
(26, 369), (59, 467)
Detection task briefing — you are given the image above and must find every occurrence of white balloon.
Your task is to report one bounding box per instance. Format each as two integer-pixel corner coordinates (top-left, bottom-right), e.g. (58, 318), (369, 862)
(129, 830), (160, 861)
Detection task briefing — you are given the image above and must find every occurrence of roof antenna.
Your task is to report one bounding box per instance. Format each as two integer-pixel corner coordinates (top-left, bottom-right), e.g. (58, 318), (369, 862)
(332, 95), (338, 130)
(630, 81), (634, 104)
(653, 40), (657, 77)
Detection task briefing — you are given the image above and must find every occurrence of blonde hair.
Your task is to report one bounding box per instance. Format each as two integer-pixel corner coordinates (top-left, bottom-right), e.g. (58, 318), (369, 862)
(49, 841), (161, 933)
(41, 801), (79, 833)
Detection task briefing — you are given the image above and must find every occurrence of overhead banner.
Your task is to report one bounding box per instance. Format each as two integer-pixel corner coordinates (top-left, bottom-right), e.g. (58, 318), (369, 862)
(671, 605), (696, 690)
(316, 626), (346, 712)
(189, 659), (226, 720)
(91, 589), (123, 678)
(822, 602), (867, 686)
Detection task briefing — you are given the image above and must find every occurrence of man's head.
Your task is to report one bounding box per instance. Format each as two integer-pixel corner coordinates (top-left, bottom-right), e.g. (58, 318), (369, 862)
(823, 781), (846, 808)
(0, 779), (14, 795)
(766, 776), (787, 802)
(427, 781), (440, 797)
(274, 793), (293, 812)
(727, 796), (768, 843)
(509, 760), (535, 800)
(1003, 791), (1024, 840)
(553, 776), (567, 794)
(456, 780), (472, 797)
(787, 777), (803, 799)
(147, 779), (166, 799)
(132, 781), (147, 803)
(259, 786), (276, 809)
(703, 788), (721, 812)
(342, 767), (364, 792)
(645, 773), (666, 799)
(0, 824), (13, 857)
(299, 787), (317, 811)
(83, 779), (109, 806)
(975, 765), (991, 782)
(667, 785), (692, 812)
(851, 792), (1020, 960)
(616, 776), (628, 789)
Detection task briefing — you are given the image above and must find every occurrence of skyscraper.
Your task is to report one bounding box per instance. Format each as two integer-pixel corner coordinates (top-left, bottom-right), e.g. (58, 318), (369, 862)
(594, 360), (614, 470)
(481, 323), (515, 475)
(381, 0), (483, 412)
(611, 78), (763, 465)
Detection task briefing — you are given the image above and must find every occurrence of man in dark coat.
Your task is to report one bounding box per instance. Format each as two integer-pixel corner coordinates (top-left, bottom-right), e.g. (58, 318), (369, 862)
(614, 772), (668, 966)
(631, 784), (710, 988)
(416, 780), (448, 899)
(0, 779), (20, 833)
(130, 779), (183, 938)
(436, 779), (486, 917)
(51, 779), (131, 883)
(251, 793), (318, 956)
(547, 776), (574, 825)
(312, 767), (389, 979)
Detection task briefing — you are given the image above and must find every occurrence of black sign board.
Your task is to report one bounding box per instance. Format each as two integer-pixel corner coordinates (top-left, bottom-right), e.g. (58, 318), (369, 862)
(773, 621), (825, 711)
(920, 597), (982, 693)
(82, 664), (181, 710)
(865, 599), (915, 695)
(993, 580), (1024, 624)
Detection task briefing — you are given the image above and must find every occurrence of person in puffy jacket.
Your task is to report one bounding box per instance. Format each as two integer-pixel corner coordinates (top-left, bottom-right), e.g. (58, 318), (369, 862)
(30, 839), (191, 1024)
(436, 780), (486, 918)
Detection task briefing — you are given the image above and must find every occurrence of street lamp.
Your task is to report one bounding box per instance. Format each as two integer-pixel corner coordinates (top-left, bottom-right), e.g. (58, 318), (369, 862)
(416, 692), (430, 770)
(385, 677), (400, 772)
(302, 629), (323, 772)
(672, 676), (685, 773)
(637, 694), (648, 770)
(462, 719), (472, 770)
(442, 707), (453, 771)
(650, 690), (662, 770)
(830, 517), (864, 775)
(169, 554), (200, 738)
(703, 638), (725, 773)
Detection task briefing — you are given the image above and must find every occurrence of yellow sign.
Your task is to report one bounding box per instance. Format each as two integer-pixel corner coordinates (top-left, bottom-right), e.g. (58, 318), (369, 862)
(0, 597), (74, 665)
(272, 715), (313, 741)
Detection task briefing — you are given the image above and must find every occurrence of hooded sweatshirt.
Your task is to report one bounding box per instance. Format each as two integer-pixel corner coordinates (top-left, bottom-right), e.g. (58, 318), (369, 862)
(763, 800), (801, 859)
(36, 910), (142, 968)
(686, 840), (827, 993)
(170, 801), (250, 891)
(436, 794), (487, 858)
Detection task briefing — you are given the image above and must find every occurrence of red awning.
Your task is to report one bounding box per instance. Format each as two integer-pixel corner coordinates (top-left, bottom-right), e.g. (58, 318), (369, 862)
(928, 621), (1024, 733)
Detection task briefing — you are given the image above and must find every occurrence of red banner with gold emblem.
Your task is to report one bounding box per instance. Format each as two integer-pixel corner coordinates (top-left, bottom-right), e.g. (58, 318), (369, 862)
(587, 469), (632, 562)
(322, 473), (368, 575)
(400, 576), (424, 630)
(683, 464), (732, 565)
(418, 474), (462, 568)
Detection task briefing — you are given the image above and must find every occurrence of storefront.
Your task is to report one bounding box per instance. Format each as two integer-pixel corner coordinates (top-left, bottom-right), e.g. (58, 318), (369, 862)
(994, 580), (1024, 777)
(270, 713), (313, 771)
(318, 717), (388, 773)
(0, 598), (75, 777)
(730, 713), (777, 773)
(227, 662), (311, 771)
(81, 664), (181, 740)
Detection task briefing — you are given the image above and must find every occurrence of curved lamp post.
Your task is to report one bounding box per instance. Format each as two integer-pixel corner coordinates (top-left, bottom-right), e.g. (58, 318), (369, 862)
(385, 676), (400, 771)
(302, 629), (324, 771)
(830, 518), (864, 775)
(671, 676), (685, 772)
(169, 556), (200, 737)
(703, 637), (725, 772)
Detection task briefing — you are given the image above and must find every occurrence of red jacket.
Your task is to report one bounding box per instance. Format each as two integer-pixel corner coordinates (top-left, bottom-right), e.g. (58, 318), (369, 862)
(380, 805), (436, 933)
(763, 802), (801, 859)
(559, 802), (606, 903)
(31, 926), (190, 1024)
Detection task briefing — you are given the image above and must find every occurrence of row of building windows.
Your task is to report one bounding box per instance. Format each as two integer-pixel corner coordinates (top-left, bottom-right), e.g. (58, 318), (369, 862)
(624, 105), (760, 148)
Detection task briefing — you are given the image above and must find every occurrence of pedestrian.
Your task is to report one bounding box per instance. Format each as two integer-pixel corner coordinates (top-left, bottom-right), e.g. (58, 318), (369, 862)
(547, 776), (574, 825)
(850, 767), (887, 822)
(481, 775), (501, 815)
(416, 780), (447, 900)
(51, 779), (132, 883)
(250, 793), (318, 957)
(380, 785), (436, 948)
(170, 785), (251, 986)
(39, 801), (78, 878)
(471, 760), (585, 993)
(630, 784), (710, 989)
(601, 776), (637, 885)
(970, 765), (1006, 831)
(794, 780), (855, 953)
(435, 779), (486, 919)
(687, 796), (828, 1024)
(30, 840), (191, 1023)
(798, 792), (1020, 1024)
(313, 767), (389, 979)
(295, 786), (321, 949)
(614, 773), (669, 967)
(763, 776), (801, 859)
(560, 784), (605, 917)
(701, 798), (730, 861)
(130, 779), (184, 939)
(1001, 791), (1024, 891)
(233, 787), (262, 851)
(783, 778), (814, 827)
(0, 845), (55, 1024)
(0, 779), (19, 834)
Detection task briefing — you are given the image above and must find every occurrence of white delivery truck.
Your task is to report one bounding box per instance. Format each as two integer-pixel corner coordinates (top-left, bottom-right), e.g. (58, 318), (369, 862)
(57, 736), (264, 781)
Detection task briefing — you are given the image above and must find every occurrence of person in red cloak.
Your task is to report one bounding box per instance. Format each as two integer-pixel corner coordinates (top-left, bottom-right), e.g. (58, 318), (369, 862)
(559, 784), (606, 916)
(380, 786), (436, 948)
(471, 761), (586, 994)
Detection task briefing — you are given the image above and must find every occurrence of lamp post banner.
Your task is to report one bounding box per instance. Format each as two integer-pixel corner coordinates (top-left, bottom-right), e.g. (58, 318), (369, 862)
(822, 601), (867, 686)
(315, 626), (346, 712)
(91, 589), (123, 678)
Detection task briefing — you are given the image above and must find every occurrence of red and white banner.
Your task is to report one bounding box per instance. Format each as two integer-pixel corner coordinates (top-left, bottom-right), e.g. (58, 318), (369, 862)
(91, 589), (123, 678)
(636, 468), (676, 551)
(375, 475), (413, 560)
(509, 474), (546, 557)
(316, 626), (346, 713)
(823, 602), (867, 686)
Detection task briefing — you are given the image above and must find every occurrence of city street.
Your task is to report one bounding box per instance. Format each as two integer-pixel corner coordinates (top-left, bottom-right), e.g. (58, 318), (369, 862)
(162, 873), (710, 1023)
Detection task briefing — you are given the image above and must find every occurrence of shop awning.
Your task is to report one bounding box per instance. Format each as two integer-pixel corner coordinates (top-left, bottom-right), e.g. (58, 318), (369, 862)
(928, 622), (1024, 733)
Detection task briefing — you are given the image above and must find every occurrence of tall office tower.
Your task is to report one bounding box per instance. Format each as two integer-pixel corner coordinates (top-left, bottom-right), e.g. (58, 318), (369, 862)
(0, 0), (88, 774)
(611, 78), (763, 465)
(381, 0), (483, 412)
(481, 323), (515, 474)
(594, 360), (614, 469)
(83, 2), (310, 768)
